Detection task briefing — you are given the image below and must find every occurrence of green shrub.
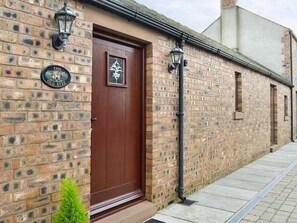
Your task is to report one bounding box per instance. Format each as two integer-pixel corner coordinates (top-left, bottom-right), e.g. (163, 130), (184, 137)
(52, 177), (88, 223)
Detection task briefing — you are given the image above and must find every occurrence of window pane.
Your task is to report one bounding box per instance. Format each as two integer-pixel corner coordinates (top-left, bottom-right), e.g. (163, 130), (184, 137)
(235, 72), (242, 112)
(109, 56), (125, 85)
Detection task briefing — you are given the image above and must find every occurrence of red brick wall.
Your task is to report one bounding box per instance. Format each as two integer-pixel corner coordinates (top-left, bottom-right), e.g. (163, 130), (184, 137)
(282, 30), (291, 80)
(292, 37), (297, 139)
(221, 0), (237, 9)
(148, 35), (292, 209)
(0, 0), (92, 222)
(0, 0), (294, 220)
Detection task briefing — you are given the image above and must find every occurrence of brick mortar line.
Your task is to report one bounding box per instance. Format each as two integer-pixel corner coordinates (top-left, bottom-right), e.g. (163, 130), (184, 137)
(226, 151), (297, 223)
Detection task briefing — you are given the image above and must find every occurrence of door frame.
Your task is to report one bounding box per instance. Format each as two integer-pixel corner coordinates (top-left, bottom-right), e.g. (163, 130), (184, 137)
(91, 28), (147, 220)
(270, 84), (278, 146)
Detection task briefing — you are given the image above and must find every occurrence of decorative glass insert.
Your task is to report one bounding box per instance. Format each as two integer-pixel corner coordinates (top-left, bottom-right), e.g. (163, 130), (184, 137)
(108, 56), (125, 85)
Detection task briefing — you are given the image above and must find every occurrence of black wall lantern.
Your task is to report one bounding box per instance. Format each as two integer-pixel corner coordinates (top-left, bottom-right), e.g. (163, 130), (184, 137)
(168, 46), (184, 73)
(52, 1), (76, 50)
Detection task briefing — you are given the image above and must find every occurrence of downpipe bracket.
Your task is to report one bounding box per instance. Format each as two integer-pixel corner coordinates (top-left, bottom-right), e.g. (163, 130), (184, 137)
(176, 112), (184, 116)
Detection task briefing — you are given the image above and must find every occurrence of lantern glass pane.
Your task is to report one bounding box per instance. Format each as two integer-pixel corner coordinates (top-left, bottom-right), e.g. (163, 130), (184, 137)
(58, 15), (66, 33)
(174, 54), (180, 63)
(65, 15), (74, 34)
(171, 53), (175, 64)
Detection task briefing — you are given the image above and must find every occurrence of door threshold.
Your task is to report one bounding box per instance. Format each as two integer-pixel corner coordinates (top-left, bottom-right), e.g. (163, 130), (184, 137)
(91, 190), (143, 216)
(92, 201), (156, 223)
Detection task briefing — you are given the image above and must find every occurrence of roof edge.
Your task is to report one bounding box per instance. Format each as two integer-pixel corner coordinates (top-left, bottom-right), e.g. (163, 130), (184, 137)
(291, 30), (297, 42)
(238, 6), (290, 31)
(82, 0), (293, 87)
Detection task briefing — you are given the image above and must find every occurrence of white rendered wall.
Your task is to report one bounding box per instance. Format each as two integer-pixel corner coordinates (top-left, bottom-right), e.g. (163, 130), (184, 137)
(238, 8), (287, 75)
(203, 18), (221, 43)
(202, 7), (288, 76)
(221, 7), (238, 50)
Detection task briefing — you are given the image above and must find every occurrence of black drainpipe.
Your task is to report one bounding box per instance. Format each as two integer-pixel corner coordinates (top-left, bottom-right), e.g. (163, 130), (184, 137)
(290, 30), (294, 142)
(177, 39), (186, 202)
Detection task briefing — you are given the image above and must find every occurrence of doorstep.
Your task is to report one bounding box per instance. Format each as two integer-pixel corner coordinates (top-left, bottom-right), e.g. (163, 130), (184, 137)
(93, 201), (157, 223)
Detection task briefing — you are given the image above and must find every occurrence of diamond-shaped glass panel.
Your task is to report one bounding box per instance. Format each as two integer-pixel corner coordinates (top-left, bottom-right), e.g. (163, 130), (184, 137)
(109, 56), (125, 85)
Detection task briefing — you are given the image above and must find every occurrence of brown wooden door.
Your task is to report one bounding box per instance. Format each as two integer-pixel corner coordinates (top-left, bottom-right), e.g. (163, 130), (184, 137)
(91, 36), (143, 215)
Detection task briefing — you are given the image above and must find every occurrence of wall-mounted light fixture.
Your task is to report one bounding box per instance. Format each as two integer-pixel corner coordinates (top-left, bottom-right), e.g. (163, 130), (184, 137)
(168, 46), (184, 73)
(52, 1), (76, 50)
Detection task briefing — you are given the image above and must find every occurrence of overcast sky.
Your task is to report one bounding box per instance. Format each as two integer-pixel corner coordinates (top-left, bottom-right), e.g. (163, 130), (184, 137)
(134, 0), (297, 34)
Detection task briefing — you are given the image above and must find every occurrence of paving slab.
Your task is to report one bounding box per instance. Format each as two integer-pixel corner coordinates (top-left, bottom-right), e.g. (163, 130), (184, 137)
(252, 160), (289, 168)
(244, 163), (285, 172)
(280, 145), (297, 150)
(225, 172), (274, 184)
(152, 213), (194, 223)
(188, 191), (248, 212)
(214, 177), (267, 191)
(275, 150), (297, 155)
(259, 157), (296, 164)
(199, 184), (258, 201)
(265, 153), (297, 159)
(158, 203), (233, 223)
(233, 167), (280, 178)
(273, 151), (297, 157)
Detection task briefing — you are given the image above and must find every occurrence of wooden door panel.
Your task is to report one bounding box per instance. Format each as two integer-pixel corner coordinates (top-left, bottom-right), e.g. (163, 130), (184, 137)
(124, 50), (141, 183)
(106, 88), (125, 188)
(92, 42), (107, 192)
(91, 36), (143, 213)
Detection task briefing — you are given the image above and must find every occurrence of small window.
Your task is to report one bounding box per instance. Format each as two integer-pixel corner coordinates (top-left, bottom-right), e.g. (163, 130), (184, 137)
(235, 72), (242, 112)
(106, 52), (127, 88)
(284, 95), (288, 117)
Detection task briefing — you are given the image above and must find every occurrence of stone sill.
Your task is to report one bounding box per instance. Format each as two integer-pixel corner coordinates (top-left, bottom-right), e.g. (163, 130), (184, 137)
(234, 111), (244, 120)
(93, 201), (156, 223)
(270, 144), (279, 153)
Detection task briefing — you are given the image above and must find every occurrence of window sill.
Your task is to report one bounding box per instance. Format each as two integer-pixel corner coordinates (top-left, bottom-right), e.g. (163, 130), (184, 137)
(234, 111), (244, 120)
(270, 144), (279, 153)
(284, 116), (289, 121)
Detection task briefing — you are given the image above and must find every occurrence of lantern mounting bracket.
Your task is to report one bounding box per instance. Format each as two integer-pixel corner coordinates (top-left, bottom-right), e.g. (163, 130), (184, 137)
(52, 34), (66, 50)
(168, 63), (177, 73)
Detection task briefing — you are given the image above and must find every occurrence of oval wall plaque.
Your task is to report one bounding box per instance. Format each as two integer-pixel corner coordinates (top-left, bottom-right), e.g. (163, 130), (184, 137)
(41, 65), (71, 89)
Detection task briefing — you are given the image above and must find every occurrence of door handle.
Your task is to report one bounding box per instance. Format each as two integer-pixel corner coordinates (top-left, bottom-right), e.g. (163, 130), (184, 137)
(91, 118), (97, 121)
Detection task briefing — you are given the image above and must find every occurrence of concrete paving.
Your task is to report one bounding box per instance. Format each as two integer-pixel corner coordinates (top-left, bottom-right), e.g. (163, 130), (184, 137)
(240, 164), (297, 223)
(144, 142), (297, 223)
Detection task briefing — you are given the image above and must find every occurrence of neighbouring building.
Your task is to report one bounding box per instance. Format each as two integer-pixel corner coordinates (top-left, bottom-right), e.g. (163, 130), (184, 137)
(203, 0), (297, 81)
(203, 0), (297, 146)
(0, 0), (296, 222)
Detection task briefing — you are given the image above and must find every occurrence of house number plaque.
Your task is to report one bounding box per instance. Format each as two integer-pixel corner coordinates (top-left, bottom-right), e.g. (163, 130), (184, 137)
(41, 65), (71, 88)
